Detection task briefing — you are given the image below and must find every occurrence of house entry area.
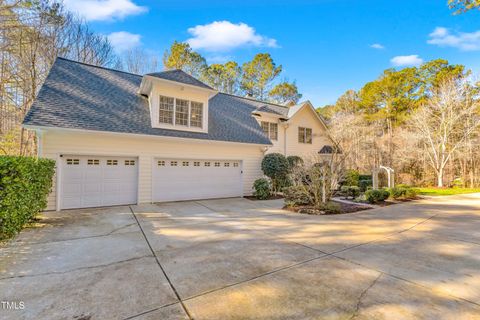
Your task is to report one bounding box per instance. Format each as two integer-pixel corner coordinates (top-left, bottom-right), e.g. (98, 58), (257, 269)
(152, 158), (243, 202)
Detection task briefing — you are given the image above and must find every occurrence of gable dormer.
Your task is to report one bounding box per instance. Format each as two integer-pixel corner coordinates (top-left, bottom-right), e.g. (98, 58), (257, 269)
(139, 70), (217, 133)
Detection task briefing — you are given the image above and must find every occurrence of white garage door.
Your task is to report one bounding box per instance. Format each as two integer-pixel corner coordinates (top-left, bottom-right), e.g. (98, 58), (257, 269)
(61, 155), (138, 209)
(153, 159), (243, 202)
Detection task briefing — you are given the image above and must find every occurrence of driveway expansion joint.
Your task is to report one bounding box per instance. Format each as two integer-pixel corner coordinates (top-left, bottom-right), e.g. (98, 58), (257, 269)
(129, 206), (193, 320)
(0, 255), (153, 281)
(9, 223), (139, 247)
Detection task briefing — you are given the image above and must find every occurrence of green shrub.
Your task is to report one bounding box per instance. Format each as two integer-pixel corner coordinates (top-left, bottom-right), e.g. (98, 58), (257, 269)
(321, 201), (341, 214)
(359, 174), (372, 181)
(0, 156), (55, 240)
(286, 155), (303, 169)
(252, 178), (272, 200)
(365, 189), (390, 204)
(358, 179), (372, 192)
(390, 187), (407, 199)
(261, 153), (289, 193)
(404, 188), (418, 199)
(390, 186), (418, 200)
(452, 177), (463, 188)
(381, 189), (390, 200)
(344, 169), (360, 186)
(283, 186), (310, 206)
(341, 185), (360, 199)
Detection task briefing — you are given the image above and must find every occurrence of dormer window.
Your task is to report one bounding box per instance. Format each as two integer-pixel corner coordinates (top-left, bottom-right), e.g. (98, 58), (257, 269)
(261, 121), (278, 141)
(175, 99), (189, 126)
(190, 102), (203, 128)
(158, 95), (204, 129)
(159, 96), (174, 124)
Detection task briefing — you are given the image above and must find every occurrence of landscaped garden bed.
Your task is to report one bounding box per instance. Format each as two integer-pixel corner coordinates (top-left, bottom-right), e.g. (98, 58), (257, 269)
(251, 154), (425, 216)
(285, 200), (370, 215)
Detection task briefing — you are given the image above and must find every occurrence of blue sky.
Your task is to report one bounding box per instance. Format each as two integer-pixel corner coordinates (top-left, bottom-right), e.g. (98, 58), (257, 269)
(64, 0), (480, 106)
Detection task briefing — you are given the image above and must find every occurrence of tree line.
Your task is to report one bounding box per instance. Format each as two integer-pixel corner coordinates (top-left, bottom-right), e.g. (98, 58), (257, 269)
(162, 41), (301, 104)
(318, 59), (480, 188)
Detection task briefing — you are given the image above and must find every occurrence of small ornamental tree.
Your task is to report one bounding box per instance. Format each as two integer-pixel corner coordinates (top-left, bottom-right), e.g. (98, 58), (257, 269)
(261, 153), (289, 193)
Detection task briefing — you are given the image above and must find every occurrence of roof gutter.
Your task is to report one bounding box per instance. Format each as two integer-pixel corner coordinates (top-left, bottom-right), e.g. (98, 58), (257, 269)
(23, 124), (273, 148)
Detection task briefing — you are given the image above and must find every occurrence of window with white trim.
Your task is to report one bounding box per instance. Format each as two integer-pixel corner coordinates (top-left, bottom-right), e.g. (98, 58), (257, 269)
(260, 121), (278, 141)
(233, 162), (239, 167)
(175, 99), (189, 126)
(170, 161), (178, 166)
(224, 162), (230, 167)
(158, 95), (203, 129)
(124, 160), (135, 166)
(194, 161), (200, 167)
(298, 127), (313, 144)
(182, 161), (189, 167)
(214, 162), (220, 167)
(88, 159), (99, 165)
(205, 162), (210, 167)
(159, 96), (174, 124)
(158, 160), (165, 166)
(190, 102), (203, 128)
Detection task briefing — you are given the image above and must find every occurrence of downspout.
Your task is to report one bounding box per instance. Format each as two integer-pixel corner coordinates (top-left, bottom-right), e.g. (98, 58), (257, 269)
(284, 124), (289, 156)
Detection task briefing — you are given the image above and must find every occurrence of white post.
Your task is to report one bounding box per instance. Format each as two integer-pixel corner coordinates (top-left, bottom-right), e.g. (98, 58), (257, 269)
(372, 169), (379, 189)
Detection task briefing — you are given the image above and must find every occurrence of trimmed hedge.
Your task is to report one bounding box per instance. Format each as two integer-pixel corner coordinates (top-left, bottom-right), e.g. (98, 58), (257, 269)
(286, 155), (303, 169)
(359, 179), (372, 192)
(252, 178), (272, 200)
(0, 156), (55, 240)
(261, 153), (290, 192)
(340, 185), (360, 199)
(365, 189), (390, 204)
(388, 186), (418, 200)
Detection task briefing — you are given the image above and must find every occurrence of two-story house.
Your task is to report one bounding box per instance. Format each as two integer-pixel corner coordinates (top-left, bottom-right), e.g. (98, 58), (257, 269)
(23, 57), (335, 210)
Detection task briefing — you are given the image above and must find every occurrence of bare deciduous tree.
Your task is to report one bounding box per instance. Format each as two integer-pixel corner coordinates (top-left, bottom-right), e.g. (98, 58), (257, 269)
(0, 0), (117, 155)
(410, 79), (480, 187)
(116, 48), (159, 74)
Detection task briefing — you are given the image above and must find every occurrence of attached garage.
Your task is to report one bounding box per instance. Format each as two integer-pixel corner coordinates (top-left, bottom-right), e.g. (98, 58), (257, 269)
(60, 155), (138, 209)
(153, 159), (243, 202)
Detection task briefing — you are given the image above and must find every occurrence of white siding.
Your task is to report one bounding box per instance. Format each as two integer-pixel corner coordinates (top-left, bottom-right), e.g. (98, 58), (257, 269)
(257, 106), (332, 160)
(285, 106), (331, 160)
(41, 130), (266, 210)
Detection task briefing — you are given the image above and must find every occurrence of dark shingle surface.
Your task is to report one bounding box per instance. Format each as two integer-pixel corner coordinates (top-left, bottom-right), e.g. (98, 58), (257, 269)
(147, 69), (213, 90)
(255, 103), (289, 116)
(23, 58), (272, 145)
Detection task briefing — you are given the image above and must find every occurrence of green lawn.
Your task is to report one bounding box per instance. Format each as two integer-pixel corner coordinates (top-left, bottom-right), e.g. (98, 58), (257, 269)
(414, 187), (480, 196)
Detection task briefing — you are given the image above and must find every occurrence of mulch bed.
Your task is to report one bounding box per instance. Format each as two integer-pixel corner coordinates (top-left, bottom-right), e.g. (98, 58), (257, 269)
(285, 200), (371, 215)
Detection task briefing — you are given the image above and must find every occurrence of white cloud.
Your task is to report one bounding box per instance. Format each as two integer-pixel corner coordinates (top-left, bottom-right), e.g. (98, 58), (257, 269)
(186, 21), (278, 52)
(108, 31), (141, 53)
(370, 43), (385, 50)
(427, 26), (480, 51)
(63, 0), (147, 21)
(390, 55), (424, 67)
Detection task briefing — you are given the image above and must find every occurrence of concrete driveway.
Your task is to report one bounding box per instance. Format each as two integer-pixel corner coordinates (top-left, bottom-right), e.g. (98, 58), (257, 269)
(1, 194), (480, 319)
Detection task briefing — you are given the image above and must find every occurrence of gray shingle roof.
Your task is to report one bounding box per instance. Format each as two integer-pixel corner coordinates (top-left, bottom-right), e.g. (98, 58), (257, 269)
(255, 103), (289, 116)
(147, 69), (213, 90)
(23, 57), (272, 145)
